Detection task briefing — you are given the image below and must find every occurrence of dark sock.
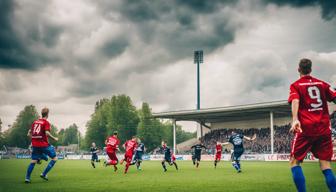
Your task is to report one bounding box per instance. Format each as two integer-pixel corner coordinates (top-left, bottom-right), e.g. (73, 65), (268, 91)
(323, 169), (336, 192)
(91, 162), (95, 168)
(214, 161), (217, 168)
(42, 160), (56, 177)
(291, 166), (306, 192)
(162, 162), (167, 171)
(26, 163), (36, 180)
(173, 162), (178, 170)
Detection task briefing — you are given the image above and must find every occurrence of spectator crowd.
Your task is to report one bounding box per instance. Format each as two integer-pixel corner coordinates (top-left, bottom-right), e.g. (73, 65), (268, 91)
(201, 111), (336, 154)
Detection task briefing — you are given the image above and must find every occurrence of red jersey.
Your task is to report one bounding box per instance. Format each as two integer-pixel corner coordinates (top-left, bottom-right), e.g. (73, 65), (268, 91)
(31, 118), (51, 147)
(288, 75), (336, 136)
(124, 140), (137, 153)
(216, 144), (222, 154)
(106, 136), (120, 152)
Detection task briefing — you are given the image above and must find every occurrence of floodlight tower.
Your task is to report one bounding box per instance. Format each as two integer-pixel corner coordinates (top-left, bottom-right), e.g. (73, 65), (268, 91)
(194, 50), (203, 110)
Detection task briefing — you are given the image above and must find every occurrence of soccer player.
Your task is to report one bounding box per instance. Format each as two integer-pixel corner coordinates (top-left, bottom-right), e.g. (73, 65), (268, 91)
(120, 136), (138, 174)
(104, 131), (120, 172)
(222, 131), (256, 173)
(214, 141), (224, 169)
(131, 139), (145, 170)
(161, 141), (178, 172)
(90, 142), (99, 168)
(288, 58), (336, 192)
(190, 140), (206, 168)
(25, 107), (58, 183)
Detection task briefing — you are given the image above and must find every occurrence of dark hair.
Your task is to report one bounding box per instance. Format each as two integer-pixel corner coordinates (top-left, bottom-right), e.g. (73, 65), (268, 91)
(299, 58), (312, 75)
(113, 131), (118, 135)
(41, 107), (49, 118)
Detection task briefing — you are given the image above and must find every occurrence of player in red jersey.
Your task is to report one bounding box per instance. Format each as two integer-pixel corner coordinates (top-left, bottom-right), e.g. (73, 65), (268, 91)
(25, 108), (58, 183)
(120, 136), (138, 174)
(104, 131), (120, 172)
(214, 141), (224, 169)
(288, 58), (336, 192)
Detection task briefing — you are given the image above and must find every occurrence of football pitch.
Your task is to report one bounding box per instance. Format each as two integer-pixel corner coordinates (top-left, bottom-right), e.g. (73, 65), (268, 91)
(0, 160), (332, 192)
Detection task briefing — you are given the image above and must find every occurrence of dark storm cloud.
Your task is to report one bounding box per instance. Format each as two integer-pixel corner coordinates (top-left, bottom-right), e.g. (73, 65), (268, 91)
(101, 38), (129, 58)
(0, 0), (61, 70)
(264, 0), (336, 20)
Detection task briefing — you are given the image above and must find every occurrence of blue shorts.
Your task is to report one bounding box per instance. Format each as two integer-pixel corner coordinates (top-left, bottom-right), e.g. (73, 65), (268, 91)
(32, 145), (56, 160)
(91, 154), (98, 161)
(133, 152), (143, 161)
(231, 148), (244, 161)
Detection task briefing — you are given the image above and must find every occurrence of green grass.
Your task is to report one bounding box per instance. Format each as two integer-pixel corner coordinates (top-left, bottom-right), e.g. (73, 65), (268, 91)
(0, 159), (332, 192)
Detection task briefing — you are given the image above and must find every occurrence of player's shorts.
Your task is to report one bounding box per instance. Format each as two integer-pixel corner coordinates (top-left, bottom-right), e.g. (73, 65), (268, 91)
(91, 154), (98, 162)
(231, 148), (244, 161)
(133, 152), (143, 162)
(194, 153), (201, 161)
(215, 153), (221, 161)
(164, 156), (172, 163)
(32, 145), (56, 160)
(291, 134), (332, 161)
(107, 151), (118, 162)
(124, 152), (134, 163)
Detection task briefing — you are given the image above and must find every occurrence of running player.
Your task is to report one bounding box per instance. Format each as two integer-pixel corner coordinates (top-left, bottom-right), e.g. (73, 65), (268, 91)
(161, 141), (178, 172)
(25, 108), (58, 183)
(214, 141), (224, 169)
(90, 142), (99, 168)
(222, 131), (256, 173)
(190, 140), (206, 168)
(288, 58), (336, 192)
(120, 136), (138, 174)
(131, 139), (145, 170)
(104, 131), (120, 172)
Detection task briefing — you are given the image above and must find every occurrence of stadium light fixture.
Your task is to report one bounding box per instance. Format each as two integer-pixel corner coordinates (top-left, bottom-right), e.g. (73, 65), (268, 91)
(194, 50), (203, 110)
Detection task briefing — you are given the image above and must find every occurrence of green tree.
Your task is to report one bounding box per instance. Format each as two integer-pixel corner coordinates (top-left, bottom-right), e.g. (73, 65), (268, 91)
(62, 124), (79, 145)
(7, 105), (39, 148)
(107, 95), (139, 143)
(0, 118), (2, 133)
(137, 103), (164, 151)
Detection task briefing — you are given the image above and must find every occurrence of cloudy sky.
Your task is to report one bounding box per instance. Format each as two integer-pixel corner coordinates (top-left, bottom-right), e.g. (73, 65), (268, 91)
(1, 0), (336, 133)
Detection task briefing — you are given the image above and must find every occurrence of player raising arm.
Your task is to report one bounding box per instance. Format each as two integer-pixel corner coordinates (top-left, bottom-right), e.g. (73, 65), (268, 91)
(222, 131), (256, 173)
(25, 107), (58, 183)
(288, 58), (336, 192)
(190, 140), (206, 168)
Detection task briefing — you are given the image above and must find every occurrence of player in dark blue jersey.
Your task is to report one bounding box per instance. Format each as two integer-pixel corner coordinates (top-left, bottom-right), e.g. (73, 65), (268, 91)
(131, 139), (145, 170)
(90, 142), (99, 168)
(160, 141), (178, 172)
(222, 131), (256, 173)
(191, 140), (206, 168)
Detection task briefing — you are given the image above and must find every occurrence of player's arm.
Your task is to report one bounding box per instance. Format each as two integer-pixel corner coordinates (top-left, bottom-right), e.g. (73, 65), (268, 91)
(220, 142), (230, 146)
(201, 144), (207, 149)
(191, 145), (195, 149)
(244, 134), (256, 141)
(46, 131), (58, 141)
(27, 129), (31, 137)
(289, 99), (302, 133)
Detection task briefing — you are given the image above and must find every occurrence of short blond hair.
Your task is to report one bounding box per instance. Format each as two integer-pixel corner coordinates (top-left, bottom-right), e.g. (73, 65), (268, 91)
(41, 107), (49, 118)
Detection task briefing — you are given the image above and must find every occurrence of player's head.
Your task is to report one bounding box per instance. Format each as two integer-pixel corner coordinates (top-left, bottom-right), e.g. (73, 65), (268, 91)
(216, 141), (221, 145)
(298, 58), (312, 75)
(92, 142), (96, 147)
(41, 107), (49, 119)
(231, 131), (236, 135)
(198, 139), (202, 144)
(161, 141), (166, 147)
(131, 136), (136, 141)
(113, 131), (118, 137)
(137, 138), (141, 143)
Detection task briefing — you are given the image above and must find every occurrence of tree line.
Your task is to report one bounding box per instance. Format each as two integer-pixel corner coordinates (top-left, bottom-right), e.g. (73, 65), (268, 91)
(0, 95), (195, 152)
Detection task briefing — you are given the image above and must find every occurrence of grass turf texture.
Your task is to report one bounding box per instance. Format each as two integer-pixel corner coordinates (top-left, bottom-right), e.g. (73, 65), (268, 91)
(0, 160), (332, 192)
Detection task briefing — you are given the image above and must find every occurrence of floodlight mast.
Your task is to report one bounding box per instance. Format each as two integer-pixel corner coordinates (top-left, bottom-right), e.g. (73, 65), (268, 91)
(194, 50), (203, 110)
